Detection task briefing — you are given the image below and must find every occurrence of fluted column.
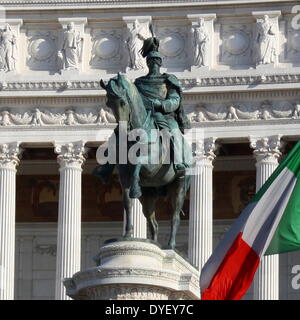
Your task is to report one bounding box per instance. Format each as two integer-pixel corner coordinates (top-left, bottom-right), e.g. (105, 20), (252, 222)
(54, 141), (87, 300)
(0, 142), (22, 300)
(250, 135), (284, 300)
(132, 199), (147, 238)
(123, 199), (147, 238)
(188, 138), (218, 270)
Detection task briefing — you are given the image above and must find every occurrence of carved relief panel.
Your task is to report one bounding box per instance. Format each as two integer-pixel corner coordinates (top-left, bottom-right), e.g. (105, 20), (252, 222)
(219, 21), (253, 67)
(155, 22), (189, 70)
(27, 28), (59, 71)
(123, 17), (152, 71)
(187, 14), (216, 71)
(252, 12), (281, 66)
(90, 27), (123, 71)
(0, 20), (22, 73)
(284, 16), (300, 64)
(57, 18), (87, 72)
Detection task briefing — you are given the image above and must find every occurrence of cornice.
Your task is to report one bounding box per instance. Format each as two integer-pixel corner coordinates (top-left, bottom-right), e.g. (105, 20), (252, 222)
(1, 73), (300, 96)
(194, 118), (300, 128)
(1, 0), (298, 12)
(0, 87), (299, 106)
(183, 89), (300, 102)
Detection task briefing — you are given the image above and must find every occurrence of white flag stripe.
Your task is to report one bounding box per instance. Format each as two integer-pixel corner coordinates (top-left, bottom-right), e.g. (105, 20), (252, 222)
(200, 202), (256, 292)
(242, 168), (296, 254)
(200, 167), (296, 293)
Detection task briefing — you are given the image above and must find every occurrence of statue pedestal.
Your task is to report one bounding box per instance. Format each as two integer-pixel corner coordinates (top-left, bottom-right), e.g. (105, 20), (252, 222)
(64, 239), (200, 300)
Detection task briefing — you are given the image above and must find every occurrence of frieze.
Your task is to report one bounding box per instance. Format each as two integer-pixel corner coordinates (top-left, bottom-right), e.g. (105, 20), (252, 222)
(0, 107), (116, 127)
(1, 100), (300, 127)
(188, 100), (300, 123)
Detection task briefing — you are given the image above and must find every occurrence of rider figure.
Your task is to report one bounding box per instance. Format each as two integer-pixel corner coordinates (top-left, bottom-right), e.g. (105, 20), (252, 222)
(94, 37), (191, 199)
(129, 38), (191, 198)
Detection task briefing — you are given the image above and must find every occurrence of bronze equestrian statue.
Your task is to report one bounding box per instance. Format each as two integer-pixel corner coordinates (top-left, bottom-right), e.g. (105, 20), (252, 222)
(93, 37), (193, 249)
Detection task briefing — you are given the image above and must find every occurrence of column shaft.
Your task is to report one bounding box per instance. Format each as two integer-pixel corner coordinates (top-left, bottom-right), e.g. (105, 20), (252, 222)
(0, 142), (21, 300)
(251, 135), (283, 300)
(254, 160), (279, 300)
(132, 199), (147, 239)
(0, 168), (16, 300)
(188, 161), (213, 269)
(55, 141), (86, 300)
(55, 167), (82, 300)
(188, 138), (217, 270)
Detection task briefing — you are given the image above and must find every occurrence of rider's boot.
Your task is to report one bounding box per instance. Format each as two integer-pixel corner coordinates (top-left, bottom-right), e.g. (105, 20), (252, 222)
(170, 135), (186, 177)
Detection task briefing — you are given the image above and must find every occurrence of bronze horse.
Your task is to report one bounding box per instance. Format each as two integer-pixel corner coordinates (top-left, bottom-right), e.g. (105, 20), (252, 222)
(99, 74), (192, 249)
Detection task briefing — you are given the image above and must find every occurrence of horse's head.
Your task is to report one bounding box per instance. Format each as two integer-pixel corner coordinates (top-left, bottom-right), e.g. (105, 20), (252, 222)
(100, 73), (130, 124)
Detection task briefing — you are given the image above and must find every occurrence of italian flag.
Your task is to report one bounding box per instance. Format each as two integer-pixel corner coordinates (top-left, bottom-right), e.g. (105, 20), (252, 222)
(200, 141), (300, 300)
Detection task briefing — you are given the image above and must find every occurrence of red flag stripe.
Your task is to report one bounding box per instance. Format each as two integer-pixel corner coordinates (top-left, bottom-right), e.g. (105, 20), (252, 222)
(201, 232), (260, 300)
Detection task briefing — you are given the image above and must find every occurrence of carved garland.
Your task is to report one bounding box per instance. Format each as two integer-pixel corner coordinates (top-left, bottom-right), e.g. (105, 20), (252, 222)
(189, 101), (300, 123)
(1, 100), (300, 127)
(0, 108), (116, 127)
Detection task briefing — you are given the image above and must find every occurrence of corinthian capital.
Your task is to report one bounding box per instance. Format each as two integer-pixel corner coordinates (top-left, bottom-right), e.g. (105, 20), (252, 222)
(194, 137), (219, 164)
(0, 142), (22, 169)
(250, 135), (284, 164)
(55, 141), (87, 169)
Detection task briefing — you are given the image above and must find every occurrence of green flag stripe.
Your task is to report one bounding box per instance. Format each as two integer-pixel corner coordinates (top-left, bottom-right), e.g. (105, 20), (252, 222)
(265, 176), (300, 255)
(252, 141), (300, 203)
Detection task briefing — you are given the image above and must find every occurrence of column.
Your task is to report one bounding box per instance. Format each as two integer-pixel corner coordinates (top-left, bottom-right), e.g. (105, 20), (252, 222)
(188, 137), (218, 270)
(123, 200), (147, 239)
(132, 199), (147, 239)
(250, 135), (284, 300)
(0, 142), (22, 300)
(54, 141), (87, 300)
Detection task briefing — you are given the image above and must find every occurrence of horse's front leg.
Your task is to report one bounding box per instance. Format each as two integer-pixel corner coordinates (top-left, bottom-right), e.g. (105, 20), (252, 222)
(140, 194), (158, 242)
(123, 188), (134, 238)
(168, 176), (186, 249)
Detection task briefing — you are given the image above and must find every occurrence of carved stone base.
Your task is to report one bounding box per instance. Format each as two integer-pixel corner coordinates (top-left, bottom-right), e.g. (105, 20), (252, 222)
(63, 239), (200, 300)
